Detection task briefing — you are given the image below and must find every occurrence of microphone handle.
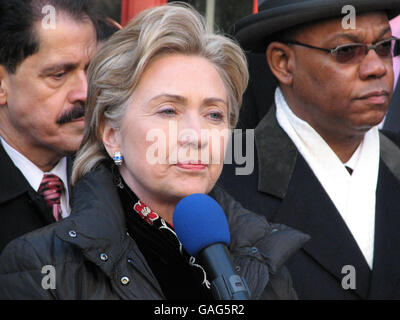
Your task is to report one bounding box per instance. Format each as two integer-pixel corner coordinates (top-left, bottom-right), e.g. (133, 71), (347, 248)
(199, 243), (250, 300)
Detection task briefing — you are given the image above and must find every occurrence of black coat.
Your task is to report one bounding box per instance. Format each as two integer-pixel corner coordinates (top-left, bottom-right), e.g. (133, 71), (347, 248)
(0, 143), (72, 253)
(0, 164), (309, 300)
(219, 105), (400, 299)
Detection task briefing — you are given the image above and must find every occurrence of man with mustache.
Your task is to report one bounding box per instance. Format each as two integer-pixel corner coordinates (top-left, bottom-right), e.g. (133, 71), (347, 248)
(0, 0), (99, 252)
(220, 0), (400, 298)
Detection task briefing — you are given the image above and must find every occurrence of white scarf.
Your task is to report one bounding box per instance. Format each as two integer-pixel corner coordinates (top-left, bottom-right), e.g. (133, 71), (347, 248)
(275, 88), (379, 269)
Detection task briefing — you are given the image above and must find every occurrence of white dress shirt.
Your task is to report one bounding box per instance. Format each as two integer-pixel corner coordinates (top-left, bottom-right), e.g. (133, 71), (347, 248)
(275, 87), (379, 269)
(1, 137), (71, 218)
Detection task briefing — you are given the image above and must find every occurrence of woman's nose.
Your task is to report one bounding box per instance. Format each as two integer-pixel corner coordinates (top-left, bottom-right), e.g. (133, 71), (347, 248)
(178, 114), (207, 149)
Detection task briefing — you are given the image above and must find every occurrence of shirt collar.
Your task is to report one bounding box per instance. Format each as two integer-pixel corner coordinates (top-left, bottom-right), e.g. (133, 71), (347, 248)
(344, 144), (361, 171)
(0, 137), (68, 192)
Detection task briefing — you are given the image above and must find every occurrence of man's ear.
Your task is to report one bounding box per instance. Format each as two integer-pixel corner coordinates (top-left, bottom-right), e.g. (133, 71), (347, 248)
(0, 66), (9, 106)
(266, 42), (295, 86)
(102, 121), (121, 158)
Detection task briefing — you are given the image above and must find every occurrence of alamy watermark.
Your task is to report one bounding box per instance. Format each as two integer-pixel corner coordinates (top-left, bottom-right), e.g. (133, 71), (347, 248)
(42, 5), (56, 30)
(145, 121), (254, 176)
(341, 265), (356, 290)
(342, 5), (356, 30)
(41, 265), (56, 290)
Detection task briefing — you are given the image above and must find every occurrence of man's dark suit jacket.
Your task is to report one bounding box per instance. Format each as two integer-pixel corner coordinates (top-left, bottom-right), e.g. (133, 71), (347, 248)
(0, 143), (72, 252)
(219, 105), (400, 299)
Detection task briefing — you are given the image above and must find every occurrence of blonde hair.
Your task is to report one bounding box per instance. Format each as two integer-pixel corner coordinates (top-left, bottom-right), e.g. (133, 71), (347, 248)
(71, 2), (249, 184)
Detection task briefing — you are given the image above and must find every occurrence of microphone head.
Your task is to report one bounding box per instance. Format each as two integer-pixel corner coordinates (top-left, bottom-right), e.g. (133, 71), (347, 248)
(173, 193), (230, 256)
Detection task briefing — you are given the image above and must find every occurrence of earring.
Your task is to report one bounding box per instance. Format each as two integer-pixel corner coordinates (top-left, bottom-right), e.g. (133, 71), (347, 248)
(113, 151), (124, 166)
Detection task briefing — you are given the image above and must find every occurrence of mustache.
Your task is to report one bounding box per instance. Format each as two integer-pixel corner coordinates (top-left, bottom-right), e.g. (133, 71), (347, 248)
(56, 103), (85, 125)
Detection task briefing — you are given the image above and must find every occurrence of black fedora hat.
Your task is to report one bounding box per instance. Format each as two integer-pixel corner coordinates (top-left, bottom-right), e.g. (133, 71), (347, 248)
(232, 0), (400, 52)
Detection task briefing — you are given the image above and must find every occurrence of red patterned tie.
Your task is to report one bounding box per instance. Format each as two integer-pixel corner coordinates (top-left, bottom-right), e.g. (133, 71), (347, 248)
(38, 174), (64, 222)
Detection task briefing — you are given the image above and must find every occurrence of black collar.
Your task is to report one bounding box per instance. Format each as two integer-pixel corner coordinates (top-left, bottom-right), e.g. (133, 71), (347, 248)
(254, 103), (297, 199)
(55, 164), (128, 277)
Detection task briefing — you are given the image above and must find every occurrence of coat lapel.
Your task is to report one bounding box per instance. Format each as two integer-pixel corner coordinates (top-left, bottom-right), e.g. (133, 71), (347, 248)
(55, 165), (165, 299)
(255, 105), (371, 298)
(0, 142), (56, 224)
(276, 156), (371, 298)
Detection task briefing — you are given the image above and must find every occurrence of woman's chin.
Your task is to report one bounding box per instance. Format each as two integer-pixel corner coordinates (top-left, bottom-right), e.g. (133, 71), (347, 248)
(169, 182), (212, 200)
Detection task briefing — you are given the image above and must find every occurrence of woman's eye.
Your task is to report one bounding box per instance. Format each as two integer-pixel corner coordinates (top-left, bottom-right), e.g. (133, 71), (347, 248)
(208, 111), (224, 121)
(158, 108), (176, 116)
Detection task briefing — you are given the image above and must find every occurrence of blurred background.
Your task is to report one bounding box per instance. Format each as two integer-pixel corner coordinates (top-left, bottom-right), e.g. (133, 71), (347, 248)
(97, 0), (255, 32)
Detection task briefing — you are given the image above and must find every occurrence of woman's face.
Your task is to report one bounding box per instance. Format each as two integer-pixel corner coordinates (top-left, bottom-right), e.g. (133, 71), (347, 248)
(104, 54), (230, 206)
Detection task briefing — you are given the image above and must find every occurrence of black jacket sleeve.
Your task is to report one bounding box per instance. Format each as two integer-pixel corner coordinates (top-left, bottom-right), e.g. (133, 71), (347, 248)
(0, 237), (56, 299)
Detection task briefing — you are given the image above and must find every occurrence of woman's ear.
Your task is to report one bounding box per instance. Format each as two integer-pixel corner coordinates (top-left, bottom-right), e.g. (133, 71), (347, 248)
(102, 121), (121, 158)
(266, 42), (295, 86)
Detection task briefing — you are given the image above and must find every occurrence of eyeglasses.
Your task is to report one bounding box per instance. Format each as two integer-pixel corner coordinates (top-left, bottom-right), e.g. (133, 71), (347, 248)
(284, 37), (399, 64)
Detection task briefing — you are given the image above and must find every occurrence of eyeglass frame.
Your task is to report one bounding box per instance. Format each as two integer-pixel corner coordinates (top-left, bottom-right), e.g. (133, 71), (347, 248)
(282, 37), (400, 63)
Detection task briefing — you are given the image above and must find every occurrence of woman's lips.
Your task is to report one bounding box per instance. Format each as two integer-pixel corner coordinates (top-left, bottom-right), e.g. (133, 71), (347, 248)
(176, 161), (207, 170)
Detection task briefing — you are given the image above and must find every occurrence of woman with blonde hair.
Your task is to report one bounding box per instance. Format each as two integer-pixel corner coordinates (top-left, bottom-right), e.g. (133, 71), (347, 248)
(0, 3), (308, 299)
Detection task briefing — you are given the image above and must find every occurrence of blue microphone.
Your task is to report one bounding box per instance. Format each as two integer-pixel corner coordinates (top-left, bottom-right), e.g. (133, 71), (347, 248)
(173, 194), (250, 300)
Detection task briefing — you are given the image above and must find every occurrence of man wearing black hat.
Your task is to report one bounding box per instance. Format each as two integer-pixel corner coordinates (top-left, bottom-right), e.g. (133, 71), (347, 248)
(220, 0), (400, 299)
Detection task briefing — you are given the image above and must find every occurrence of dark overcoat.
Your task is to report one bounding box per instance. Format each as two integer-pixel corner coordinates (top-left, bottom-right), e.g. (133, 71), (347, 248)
(219, 105), (400, 299)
